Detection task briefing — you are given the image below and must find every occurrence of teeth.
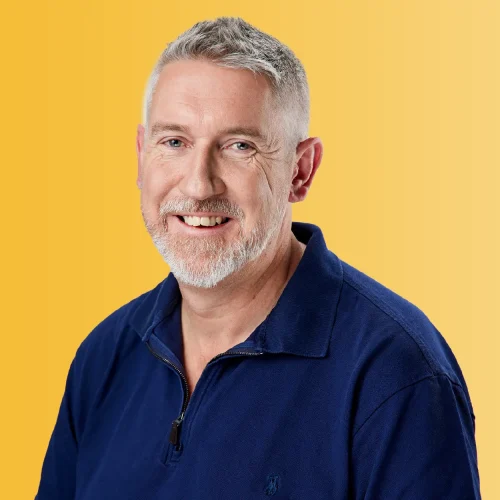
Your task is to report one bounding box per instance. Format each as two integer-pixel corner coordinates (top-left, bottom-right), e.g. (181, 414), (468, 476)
(181, 215), (228, 227)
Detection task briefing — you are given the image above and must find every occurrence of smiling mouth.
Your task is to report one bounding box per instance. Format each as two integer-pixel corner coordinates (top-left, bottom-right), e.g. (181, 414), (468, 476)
(175, 215), (231, 228)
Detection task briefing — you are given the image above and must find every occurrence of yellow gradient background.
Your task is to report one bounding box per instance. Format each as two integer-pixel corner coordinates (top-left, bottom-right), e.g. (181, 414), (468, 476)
(1, 1), (498, 498)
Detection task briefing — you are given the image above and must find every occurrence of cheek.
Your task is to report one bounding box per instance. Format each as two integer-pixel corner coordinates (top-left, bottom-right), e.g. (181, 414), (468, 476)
(142, 162), (178, 211)
(228, 169), (276, 223)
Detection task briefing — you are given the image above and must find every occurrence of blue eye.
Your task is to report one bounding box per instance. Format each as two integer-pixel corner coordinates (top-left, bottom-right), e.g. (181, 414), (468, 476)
(164, 139), (183, 148)
(229, 142), (253, 151)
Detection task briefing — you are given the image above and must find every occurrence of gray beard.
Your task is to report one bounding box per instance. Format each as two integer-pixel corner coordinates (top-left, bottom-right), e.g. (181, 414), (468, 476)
(145, 200), (288, 289)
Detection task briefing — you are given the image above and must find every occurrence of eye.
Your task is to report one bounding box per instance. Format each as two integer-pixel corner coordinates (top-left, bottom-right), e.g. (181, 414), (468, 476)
(227, 141), (255, 152)
(161, 138), (184, 148)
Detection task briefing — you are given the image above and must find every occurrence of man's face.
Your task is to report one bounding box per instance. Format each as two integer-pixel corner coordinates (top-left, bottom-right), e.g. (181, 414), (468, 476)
(136, 59), (294, 288)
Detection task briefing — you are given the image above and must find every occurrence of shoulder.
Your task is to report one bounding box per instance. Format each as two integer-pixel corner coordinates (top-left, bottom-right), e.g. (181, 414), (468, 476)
(63, 278), (176, 431)
(339, 258), (460, 380)
(71, 277), (170, 392)
(76, 288), (149, 361)
(333, 258), (475, 422)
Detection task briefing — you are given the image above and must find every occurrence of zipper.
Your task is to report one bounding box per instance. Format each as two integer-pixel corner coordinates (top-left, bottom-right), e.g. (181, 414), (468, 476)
(146, 340), (263, 450)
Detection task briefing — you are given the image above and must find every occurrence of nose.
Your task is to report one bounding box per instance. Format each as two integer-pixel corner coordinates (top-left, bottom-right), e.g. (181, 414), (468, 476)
(178, 144), (225, 200)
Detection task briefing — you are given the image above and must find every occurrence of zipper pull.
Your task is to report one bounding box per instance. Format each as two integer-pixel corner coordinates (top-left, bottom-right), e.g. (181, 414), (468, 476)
(169, 411), (185, 447)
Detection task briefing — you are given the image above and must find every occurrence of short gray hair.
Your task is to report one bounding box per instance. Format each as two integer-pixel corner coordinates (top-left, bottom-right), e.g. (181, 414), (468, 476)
(142, 17), (310, 151)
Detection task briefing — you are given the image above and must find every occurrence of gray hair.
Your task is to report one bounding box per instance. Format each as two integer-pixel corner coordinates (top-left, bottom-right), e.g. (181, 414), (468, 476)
(141, 17), (310, 151)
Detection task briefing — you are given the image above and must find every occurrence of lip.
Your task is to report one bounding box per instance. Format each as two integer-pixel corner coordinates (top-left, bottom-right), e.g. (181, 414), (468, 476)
(170, 214), (236, 234)
(173, 212), (232, 218)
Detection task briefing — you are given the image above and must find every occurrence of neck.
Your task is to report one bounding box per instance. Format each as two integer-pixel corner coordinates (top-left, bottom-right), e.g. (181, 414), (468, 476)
(178, 220), (306, 356)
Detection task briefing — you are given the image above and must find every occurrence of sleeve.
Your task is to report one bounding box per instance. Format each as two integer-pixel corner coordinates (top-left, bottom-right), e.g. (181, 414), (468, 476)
(35, 357), (79, 500)
(350, 374), (481, 499)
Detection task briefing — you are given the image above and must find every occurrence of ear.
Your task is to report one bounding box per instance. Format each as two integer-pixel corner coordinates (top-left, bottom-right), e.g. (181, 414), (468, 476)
(136, 124), (146, 189)
(289, 137), (323, 203)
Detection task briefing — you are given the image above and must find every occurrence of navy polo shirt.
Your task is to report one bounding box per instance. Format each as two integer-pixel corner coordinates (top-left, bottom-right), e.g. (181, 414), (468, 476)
(36, 221), (481, 499)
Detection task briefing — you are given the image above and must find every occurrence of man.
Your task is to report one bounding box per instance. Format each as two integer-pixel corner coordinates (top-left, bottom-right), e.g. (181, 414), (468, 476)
(37, 17), (481, 499)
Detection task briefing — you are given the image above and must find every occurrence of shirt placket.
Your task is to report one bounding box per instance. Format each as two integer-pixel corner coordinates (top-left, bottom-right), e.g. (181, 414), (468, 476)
(146, 335), (264, 466)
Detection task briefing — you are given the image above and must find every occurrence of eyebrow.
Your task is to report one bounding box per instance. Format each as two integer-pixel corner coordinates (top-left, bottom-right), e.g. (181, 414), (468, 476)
(150, 122), (268, 142)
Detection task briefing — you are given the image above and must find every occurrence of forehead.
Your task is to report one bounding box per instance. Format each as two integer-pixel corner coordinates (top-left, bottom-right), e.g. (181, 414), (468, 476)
(149, 59), (276, 135)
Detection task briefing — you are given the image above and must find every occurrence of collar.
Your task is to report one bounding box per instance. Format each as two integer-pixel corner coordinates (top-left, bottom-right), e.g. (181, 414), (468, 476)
(129, 221), (344, 358)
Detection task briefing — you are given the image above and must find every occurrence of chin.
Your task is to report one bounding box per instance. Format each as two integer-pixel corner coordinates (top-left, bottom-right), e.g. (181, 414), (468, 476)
(167, 254), (246, 288)
(171, 266), (233, 289)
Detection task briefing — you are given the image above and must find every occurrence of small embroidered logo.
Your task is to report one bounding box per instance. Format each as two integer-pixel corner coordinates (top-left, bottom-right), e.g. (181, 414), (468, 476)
(264, 474), (280, 496)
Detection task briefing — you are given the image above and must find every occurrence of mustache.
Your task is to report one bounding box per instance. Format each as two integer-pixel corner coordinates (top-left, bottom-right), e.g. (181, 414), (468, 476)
(159, 198), (243, 220)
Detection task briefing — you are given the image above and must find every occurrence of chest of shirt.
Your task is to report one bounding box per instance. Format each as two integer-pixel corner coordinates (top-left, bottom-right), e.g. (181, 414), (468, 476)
(73, 343), (353, 500)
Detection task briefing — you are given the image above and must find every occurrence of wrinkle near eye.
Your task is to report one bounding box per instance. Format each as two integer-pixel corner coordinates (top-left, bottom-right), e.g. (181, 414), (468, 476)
(259, 145), (282, 162)
(250, 154), (275, 197)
